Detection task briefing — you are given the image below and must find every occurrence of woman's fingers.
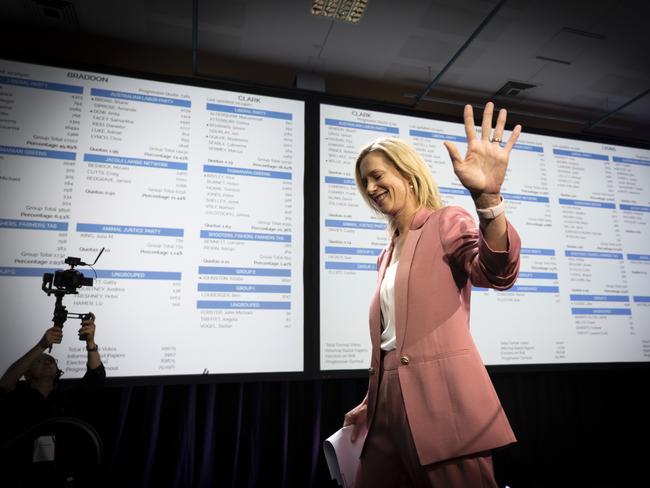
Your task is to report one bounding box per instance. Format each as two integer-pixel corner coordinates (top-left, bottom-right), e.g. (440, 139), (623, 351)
(343, 411), (354, 427)
(463, 104), (477, 142)
(466, 102), (520, 144)
(504, 124), (522, 152)
(492, 108), (507, 142)
(443, 141), (462, 165)
(481, 101), (494, 141)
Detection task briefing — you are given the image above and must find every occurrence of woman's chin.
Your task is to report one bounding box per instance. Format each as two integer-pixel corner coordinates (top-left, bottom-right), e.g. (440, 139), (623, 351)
(374, 203), (388, 214)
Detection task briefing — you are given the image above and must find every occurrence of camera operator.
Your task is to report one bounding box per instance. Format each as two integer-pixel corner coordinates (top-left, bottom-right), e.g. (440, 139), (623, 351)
(0, 313), (104, 397)
(0, 313), (106, 486)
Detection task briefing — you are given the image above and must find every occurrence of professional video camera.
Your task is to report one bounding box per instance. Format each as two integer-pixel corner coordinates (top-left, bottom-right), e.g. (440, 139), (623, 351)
(42, 256), (95, 295)
(42, 249), (104, 346)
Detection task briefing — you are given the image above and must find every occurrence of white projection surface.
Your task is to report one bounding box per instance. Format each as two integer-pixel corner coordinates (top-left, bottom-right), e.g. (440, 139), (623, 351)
(320, 104), (650, 369)
(0, 59), (304, 378)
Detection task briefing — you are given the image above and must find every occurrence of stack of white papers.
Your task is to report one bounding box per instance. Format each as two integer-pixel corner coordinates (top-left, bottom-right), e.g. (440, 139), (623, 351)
(323, 425), (368, 487)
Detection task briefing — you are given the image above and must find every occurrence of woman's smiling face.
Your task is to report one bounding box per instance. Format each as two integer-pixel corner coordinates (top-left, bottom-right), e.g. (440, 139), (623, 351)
(359, 151), (418, 218)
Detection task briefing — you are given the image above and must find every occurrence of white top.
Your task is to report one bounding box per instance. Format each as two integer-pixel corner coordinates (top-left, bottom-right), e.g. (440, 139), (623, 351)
(379, 260), (398, 351)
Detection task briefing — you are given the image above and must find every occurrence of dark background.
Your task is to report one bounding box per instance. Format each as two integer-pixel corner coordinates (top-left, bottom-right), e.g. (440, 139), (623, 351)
(88, 368), (650, 487)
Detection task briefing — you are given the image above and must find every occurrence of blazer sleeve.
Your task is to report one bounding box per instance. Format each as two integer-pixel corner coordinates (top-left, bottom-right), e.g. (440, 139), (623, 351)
(438, 205), (520, 289)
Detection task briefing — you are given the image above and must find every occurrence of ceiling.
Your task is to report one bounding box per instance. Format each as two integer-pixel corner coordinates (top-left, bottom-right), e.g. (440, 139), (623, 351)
(2, 0), (650, 145)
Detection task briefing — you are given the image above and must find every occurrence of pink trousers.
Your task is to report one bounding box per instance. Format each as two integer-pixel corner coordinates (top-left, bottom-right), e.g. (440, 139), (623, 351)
(355, 350), (499, 488)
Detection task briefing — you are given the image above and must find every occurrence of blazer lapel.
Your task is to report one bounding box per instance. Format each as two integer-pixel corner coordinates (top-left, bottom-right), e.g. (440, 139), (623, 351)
(395, 207), (434, 352)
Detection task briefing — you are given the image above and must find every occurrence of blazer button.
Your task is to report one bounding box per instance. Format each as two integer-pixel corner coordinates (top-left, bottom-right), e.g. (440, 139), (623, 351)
(400, 356), (410, 365)
(368, 367), (376, 375)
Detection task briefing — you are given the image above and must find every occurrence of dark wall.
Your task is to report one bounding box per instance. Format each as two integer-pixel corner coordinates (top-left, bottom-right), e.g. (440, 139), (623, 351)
(3, 368), (649, 487)
(87, 368), (649, 488)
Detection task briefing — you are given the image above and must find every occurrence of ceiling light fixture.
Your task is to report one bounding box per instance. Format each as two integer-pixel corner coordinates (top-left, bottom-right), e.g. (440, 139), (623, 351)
(311, 0), (369, 24)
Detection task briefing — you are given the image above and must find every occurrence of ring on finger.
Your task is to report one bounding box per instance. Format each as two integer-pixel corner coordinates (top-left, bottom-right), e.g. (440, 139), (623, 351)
(490, 135), (503, 143)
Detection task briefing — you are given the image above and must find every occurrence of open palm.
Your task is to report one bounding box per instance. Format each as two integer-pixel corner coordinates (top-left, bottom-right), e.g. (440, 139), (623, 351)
(444, 102), (521, 197)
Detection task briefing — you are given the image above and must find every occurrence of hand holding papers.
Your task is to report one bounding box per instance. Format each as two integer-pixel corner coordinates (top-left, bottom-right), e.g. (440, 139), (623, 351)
(323, 424), (368, 487)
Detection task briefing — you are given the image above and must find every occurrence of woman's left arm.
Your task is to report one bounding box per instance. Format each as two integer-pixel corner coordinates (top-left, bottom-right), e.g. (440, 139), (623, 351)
(443, 101), (521, 251)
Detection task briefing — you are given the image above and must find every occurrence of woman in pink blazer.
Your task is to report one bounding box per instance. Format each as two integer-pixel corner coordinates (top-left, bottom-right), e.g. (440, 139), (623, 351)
(343, 102), (522, 487)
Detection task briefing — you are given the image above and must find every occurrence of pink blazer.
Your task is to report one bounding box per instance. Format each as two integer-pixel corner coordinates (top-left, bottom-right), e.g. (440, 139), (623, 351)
(364, 205), (521, 465)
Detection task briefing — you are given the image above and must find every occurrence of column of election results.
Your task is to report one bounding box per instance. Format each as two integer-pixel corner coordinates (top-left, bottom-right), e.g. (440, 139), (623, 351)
(551, 140), (635, 363)
(482, 134), (566, 364)
(194, 93), (304, 374)
(406, 121), (563, 364)
(612, 146), (650, 360)
(69, 73), (196, 377)
(0, 60), (86, 376)
(319, 105), (396, 370)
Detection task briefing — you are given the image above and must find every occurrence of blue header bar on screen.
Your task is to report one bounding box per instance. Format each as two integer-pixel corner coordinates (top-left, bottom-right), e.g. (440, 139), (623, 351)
(325, 262), (377, 271)
(559, 198), (615, 209)
(439, 186), (471, 196)
(203, 165), (291, 180)
(84, 153), (187, 171)
(324, 176), (356, 185)
(325, 118), (398, 134)
(198, 266), (291, 277)
(409, 130), (466, 142)
(518, 272), (558, 279)
(0, 219), (68, 231)
(325, 219), (387, 230)
(207, 103), (292, 120)
(1, 145), (76, 160)
(325, 246), (381, 256)
(198, 283), (291, 293)
(200, 230), (290, 242)
(197, 300), (291, 310)
(612, 156), (650, 166)
(94, 270), (182, 280)
(0, 76), (83, 94)
(92, 88), (191, 107)
(76, 223), (184, 237)
(570, 294), (629, 302)
(521, 248), (556, 256)
(571, 308), (631, 316)
(553, 149), (608, 161)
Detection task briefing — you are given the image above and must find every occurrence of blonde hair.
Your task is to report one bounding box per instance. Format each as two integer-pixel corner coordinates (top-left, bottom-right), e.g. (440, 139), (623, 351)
(354, 137), (442, 215)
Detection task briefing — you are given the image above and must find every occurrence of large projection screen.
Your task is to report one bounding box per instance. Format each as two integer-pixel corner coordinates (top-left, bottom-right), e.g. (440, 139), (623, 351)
(320, 103), (650, 369)
(0, 59), (304, 378)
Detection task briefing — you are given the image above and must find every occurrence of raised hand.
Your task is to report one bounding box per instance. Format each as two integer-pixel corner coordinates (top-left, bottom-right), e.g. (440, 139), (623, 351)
(39, 326), (63, 349)
(79, 312), (96, 343)
(443, 101), (521, 198)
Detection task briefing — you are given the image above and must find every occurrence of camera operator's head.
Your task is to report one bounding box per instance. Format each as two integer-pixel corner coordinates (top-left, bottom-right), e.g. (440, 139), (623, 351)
(24, 353), (63, 386)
